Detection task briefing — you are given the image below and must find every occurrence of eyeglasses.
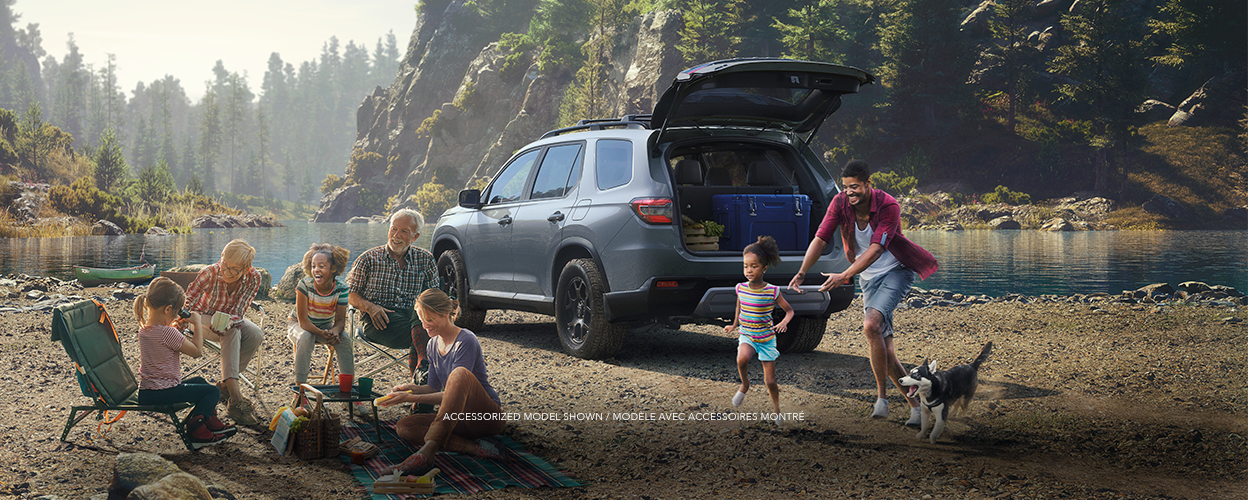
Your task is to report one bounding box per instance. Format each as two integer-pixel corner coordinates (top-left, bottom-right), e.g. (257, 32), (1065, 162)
(221, 263), (249, 277)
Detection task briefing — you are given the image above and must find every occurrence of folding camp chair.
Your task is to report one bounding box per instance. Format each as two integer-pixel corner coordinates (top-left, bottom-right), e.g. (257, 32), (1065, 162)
(161, 271), (266, 392)
(348, 306), (410, 381)
(51, 299), (209, 450)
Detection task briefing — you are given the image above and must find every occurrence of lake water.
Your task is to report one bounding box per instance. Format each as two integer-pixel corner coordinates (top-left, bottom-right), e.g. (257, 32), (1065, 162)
(1, 224), (1244, 297)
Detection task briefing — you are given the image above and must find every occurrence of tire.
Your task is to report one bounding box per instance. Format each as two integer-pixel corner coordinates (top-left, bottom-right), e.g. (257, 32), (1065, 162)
(776, 316), (827, 353)
(555, 258), (626, 359)
(437, 249), (487, 331)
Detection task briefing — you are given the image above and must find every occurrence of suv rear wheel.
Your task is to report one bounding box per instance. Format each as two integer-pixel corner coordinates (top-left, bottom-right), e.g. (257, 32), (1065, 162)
(776, 316), (827, 353)
(437, 249), (487, 331)
(555, 258), (626, 359)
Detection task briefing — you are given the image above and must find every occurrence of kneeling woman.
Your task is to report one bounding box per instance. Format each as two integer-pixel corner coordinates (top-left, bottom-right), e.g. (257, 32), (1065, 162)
(377, 289), (504, 474)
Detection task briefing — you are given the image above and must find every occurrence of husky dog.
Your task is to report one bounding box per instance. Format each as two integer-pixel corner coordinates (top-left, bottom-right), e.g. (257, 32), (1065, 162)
(899, 342), (993, 443)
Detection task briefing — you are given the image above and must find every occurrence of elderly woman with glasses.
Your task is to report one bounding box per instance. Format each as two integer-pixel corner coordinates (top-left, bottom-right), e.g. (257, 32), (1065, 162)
(185, 239), (264, 426)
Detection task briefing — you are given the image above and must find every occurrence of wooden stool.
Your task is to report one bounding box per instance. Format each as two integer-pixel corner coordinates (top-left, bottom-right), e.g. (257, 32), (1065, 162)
(302, 341), (338, 385)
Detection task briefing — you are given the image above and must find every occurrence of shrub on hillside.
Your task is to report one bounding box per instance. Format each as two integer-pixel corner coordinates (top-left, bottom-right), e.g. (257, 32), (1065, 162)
(322, 174), (345, 194)
(412, 180), (456, 220)
(981, 185), (1031, 205)
(871, 171), (917, 196)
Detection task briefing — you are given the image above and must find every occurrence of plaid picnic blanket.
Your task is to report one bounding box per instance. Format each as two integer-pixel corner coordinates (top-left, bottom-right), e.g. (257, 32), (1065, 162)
(339, 418), (581, 498)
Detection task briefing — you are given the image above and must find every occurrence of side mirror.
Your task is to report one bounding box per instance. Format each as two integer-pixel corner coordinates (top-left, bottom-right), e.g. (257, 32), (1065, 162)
(458, 189), (481, 208)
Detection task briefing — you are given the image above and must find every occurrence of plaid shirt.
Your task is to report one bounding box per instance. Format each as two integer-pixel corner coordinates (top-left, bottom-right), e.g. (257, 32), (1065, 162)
(186, 262), (261, 322)
(347, 245), (440, 312)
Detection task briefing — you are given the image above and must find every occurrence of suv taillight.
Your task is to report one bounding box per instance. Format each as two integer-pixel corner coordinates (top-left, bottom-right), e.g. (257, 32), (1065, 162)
(630, 198), (673, 224)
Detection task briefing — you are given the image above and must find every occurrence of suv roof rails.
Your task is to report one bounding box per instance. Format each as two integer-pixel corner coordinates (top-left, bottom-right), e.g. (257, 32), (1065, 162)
(539, 114), (653, 139)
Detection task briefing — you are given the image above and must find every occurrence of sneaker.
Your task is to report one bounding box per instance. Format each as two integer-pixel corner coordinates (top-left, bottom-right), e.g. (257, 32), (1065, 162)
(227, 397), (260, 426)
(205, 414), (236, 433)
(774, 413), (785, 427)
(870, 398), (889, 419)
(187, 416), (231, 448)
(732, 390), (746, 407)
(905, 406), (922, 427)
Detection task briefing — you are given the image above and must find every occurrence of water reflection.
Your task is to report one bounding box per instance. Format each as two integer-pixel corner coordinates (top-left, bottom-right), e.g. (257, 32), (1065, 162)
(2, 225), (1244, 297)
(0, 221), (428, 282)
(907, 230), (1247, 296)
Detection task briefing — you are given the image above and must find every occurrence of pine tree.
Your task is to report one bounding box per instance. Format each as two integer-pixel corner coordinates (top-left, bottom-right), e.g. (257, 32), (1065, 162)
(987, 0), (1038, 134)
(93, 127), (128, 191)
(773, 0), (845, 62)
(198, 85), (220, 194)
(1049, 0), (1148, 195)
(676, 0), (742, 65)
(876, 0), (973, 135)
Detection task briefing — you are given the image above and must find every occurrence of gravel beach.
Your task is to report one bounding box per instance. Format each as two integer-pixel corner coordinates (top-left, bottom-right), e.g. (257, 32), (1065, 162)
(1, 276), (1244, 499)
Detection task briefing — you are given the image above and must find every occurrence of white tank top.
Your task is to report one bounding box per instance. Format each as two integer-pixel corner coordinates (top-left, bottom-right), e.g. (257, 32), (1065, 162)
(855, 222), (900, 282)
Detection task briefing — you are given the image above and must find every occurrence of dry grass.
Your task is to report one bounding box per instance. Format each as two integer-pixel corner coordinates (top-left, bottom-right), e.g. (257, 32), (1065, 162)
(0, 210), (93, 238)
(1102, 206), (1167, 230)
(1130, 124), (1247, 214)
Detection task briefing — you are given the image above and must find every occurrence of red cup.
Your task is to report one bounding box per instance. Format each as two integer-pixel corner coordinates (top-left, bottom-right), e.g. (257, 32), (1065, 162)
(338, 373), (353, 394)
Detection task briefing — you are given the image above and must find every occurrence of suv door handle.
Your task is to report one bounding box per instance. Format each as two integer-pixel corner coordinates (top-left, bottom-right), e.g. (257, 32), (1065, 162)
(547, 211), (565, 222)
(497, 215), (512, 226)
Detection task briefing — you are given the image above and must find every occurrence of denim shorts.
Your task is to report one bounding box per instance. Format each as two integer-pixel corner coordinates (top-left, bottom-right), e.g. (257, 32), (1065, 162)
(738, 335), (779, 361)
(860, 266), (916, 338)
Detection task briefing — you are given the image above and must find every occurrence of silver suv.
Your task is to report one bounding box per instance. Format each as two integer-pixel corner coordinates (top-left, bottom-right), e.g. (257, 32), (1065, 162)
(431, 58), (873, 359)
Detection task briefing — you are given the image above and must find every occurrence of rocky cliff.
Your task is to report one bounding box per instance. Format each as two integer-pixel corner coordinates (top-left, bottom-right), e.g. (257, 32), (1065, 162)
(313, 6), (684, 222)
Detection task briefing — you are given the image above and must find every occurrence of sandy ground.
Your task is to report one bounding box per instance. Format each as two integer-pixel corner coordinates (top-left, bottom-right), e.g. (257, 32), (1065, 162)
(1, 283), (1245, 499)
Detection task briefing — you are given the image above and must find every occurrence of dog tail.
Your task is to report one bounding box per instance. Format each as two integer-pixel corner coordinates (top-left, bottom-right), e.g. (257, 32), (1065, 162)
(971, 341), (993, 369)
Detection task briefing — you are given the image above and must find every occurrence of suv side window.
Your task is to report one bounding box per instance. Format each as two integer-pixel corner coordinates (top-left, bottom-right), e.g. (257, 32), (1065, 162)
(487, 149), (540, 204)
(595, 139), (632, 190)
(531, 143), (583, 200)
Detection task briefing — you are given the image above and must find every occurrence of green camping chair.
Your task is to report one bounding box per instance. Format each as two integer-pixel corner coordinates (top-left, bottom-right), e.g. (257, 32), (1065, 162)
(51, 299), (205, 450)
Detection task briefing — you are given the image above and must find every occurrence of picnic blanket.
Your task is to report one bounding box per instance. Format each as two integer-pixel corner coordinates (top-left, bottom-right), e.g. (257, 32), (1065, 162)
(339, 418), (580, 498)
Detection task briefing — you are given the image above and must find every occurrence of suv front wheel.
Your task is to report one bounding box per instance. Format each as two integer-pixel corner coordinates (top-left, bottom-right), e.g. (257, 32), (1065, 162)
(437, 249), (487, 331)
(555, 259), (626, 359)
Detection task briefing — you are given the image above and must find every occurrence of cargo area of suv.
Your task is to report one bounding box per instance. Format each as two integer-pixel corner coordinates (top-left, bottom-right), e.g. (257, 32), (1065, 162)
(431, 58), (874, 359)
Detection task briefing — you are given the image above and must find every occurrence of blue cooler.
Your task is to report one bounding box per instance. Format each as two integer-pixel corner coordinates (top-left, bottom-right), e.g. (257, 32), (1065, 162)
(712, 194), (812, 251)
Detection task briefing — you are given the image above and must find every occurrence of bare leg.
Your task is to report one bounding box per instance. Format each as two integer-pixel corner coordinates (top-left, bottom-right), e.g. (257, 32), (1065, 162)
(882, 335), (918, 408)
(862, 308), (891, 401)
(736, 343), (754, 395)
(761, 360), (780, 415)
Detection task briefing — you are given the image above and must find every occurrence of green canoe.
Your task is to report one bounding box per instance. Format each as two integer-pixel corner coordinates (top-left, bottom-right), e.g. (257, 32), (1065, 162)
(74, 264), (156, 287)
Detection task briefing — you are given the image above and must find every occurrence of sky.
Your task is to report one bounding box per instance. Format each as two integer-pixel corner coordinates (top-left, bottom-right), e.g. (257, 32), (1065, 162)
(14, 0), (416, 101)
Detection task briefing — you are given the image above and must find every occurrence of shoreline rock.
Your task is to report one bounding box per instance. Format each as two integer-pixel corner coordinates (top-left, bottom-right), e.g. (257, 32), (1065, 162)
(191, 214), (285, 229)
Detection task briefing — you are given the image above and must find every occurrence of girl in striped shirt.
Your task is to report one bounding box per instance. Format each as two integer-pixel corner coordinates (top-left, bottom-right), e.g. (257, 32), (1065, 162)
(135, 277), (235, 447)
(287, 243), (353, 385)
(723, 236), (794, 425)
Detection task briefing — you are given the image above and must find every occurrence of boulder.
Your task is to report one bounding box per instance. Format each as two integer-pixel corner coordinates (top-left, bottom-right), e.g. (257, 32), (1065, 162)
(960, 1), (994, 36)
(91, 219), (125, 236)
(1137, 283), (1175, 297)
(1140, 195), (1190, 219)
(126, 472), (212, 500)
(311, 184), (366, 223)
(1177, 281), (1211, 294)
(989, 216), (1021, 229)
(1135, 99), (1176, 122)
(110, 452), (183, 495)
(1040, 218), (1076, 231)
(191, 214), (284, 228)
(273, 263), (305, 301)
(1054, 196), (1115, 220)
(1034, 0), (1071, 17)
(1168, 69), (1247, 128)
(976, 204), (1016, 221)
(1223, 206), (1247, 223)
(145, 226), (172, 236)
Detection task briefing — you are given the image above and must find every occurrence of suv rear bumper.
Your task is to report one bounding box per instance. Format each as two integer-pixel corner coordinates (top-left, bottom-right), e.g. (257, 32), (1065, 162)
(603, 276), (854, 323)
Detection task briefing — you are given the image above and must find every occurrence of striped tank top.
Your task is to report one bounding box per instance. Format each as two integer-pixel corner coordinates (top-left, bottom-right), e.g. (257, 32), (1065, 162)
(736, 283), (780, 342)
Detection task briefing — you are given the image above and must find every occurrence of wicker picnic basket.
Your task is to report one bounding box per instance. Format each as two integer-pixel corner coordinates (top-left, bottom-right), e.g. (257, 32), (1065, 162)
(292, 383), (341, 460)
